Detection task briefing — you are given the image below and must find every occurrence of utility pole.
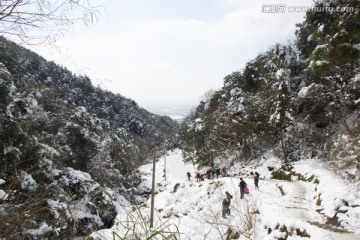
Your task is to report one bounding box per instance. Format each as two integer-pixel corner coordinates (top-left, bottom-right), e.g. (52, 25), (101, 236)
(150, 148), (156, 228)
(164, 154), (167, 181)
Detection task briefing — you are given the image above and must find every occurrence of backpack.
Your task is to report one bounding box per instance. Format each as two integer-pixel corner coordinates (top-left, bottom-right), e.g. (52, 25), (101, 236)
(222, 198), (230, 207)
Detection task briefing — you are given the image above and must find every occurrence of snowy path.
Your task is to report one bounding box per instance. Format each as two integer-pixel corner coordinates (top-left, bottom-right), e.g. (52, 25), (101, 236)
(255, 179), (359, 240)
(278, 181), (313, 221)
(287, 182), (358, 240)
(90, 150), (360, 240)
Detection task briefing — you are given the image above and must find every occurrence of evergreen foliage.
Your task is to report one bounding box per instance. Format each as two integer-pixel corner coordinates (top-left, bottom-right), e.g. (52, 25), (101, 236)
(180, 0), (360, 177)
(0, 36), (179, 237)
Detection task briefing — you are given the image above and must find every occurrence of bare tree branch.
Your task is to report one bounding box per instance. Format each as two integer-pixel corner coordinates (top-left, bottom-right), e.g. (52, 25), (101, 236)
(0, 0), (103, 46)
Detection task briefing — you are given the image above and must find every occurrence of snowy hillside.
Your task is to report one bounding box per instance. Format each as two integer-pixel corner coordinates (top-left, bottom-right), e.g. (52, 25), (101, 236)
(0, 36), (179, 238)
(90, 149), (360, 240)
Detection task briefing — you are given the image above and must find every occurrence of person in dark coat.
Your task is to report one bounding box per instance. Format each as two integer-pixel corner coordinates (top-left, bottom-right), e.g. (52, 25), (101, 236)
(206, 169), (211, 179)
(239, 178), (247, 199)
(225, 191), (233, 215)
(254, 172), (259, 189)
(187, 172), (191, 181)
(215, 168), (221, 178)
(222, 194), (230, 218)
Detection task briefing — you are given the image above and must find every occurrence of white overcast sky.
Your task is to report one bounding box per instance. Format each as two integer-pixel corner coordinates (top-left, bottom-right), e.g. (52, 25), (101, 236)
(32, 0), (314, 110)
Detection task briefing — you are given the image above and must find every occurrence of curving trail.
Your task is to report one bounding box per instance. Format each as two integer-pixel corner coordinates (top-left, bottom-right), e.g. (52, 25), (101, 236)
(254, 179), (359, 240)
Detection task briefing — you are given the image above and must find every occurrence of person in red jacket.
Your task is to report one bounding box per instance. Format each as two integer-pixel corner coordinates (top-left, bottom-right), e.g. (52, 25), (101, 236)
(195, 172), (201, 182)
(221, 166), (226, 177)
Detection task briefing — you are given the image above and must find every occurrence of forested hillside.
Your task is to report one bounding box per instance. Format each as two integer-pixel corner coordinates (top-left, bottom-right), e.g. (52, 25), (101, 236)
(180, 0), (360, 181)
(1, 0), (359, 238)
(0, 36), (178, 238)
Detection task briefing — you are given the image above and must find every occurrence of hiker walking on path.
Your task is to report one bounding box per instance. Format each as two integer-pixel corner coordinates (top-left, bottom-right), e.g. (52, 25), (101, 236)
(215, 168), (221, 178)
(225, 191), (233, 215)
(239, 178), (247, 199)
(254, 172), (259, 189)
(206, 169), (211, 179)
(221, 166), (226, 177)
(195, 172), (201, 182)
(222, 192), (231, 218)
(187, 172), (191, 181)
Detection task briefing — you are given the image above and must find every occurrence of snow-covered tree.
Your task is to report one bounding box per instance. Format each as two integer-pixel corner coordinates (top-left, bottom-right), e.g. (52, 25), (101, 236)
(0, 0), (101, 46)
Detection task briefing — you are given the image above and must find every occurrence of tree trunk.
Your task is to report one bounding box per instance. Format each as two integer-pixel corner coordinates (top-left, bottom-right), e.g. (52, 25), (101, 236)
(280, 129), (288, 164)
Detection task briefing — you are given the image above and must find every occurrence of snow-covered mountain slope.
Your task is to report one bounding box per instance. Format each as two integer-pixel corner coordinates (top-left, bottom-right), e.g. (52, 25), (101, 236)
(90, 149), (360, 240)
(0, 36), (179, 238)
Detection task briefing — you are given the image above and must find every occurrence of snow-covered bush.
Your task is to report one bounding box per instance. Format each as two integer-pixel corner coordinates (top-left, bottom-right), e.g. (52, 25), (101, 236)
(327, 133), (360, 181)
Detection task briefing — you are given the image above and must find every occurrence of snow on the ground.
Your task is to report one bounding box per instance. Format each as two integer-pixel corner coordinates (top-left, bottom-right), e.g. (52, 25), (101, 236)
(90, 149), (360, 240)
(293, 158), (360, 234)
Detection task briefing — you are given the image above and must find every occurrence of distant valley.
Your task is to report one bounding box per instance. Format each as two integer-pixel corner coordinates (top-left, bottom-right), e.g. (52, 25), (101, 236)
(147, 106), (192, 122)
